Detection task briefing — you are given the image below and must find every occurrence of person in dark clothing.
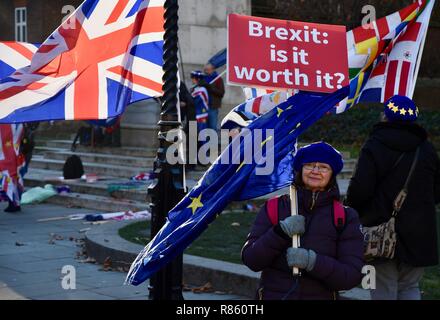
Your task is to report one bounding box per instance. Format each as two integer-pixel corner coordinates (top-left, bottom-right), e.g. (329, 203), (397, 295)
(345, 95), (440, 300)
(242, 142), (364, 300)
(102, 117), (121, 147)
(200, 63), (225, 131)
(20, 122), (39, 172)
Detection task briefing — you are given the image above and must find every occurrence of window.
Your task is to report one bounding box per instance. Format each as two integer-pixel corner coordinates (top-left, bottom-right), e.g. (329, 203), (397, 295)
(15, 7), (27, 42)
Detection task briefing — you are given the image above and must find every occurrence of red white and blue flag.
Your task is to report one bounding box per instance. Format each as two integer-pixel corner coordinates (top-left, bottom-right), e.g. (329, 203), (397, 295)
(0, 42), (39, 80)
(357, 0), (434, 103)
(337, 0), (434, 112)
(0, 0), (164, 123)
(0, 124), (25, 205)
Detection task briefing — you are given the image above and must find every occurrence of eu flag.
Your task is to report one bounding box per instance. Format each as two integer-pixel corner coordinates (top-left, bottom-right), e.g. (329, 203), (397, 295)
(126, 86), (349, 285)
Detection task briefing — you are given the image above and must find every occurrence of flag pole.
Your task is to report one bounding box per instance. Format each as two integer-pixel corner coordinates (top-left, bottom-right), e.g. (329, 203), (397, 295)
(148, 0), (185, 300)
(209, 68), (227, 85)
(289, 184), (300, 276)
(409, 14), (430, 99)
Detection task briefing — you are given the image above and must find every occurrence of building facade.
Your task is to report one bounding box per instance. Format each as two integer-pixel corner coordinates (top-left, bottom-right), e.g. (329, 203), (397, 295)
(0, 0), (84, 43)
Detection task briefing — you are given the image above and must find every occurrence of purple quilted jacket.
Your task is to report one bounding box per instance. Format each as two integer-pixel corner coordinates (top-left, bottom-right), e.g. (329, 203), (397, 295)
(241, 186), (365, 300)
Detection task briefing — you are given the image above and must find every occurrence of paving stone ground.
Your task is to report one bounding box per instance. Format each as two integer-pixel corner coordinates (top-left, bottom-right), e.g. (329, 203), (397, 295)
(0, 203), (246, 300)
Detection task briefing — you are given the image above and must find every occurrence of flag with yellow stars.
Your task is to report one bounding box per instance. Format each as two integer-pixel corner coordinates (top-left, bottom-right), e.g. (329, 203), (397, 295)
(126, 86), (350, 286)
(338, 0), (434, 112)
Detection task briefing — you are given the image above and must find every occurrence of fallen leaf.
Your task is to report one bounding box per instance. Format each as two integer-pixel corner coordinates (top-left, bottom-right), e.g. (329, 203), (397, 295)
(191, 282), (214, 293)
(101, 256), (112, 271)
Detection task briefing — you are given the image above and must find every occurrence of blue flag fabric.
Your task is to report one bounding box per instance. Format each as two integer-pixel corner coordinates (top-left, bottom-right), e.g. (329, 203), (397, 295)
(126, 86), (349, 285)
(207, 48), (226, 69)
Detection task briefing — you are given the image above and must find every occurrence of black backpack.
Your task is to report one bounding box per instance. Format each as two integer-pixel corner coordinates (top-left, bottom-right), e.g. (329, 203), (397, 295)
(63, 155), (84, 179)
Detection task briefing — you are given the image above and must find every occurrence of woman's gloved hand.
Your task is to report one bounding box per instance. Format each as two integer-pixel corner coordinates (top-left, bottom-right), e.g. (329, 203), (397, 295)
(279, 215), (305, 238)
(286, 248), (317, 272)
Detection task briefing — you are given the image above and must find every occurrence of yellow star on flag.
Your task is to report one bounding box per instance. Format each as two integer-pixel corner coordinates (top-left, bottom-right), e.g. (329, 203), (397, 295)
(261, 136), (273, 147)
(236, 161), (245, 173)
(5, 141), (12, 147)
(392, 106), (399, 113)
(289, 122), (301, 135)
(187, 193), (204, 214)
(408, 109), (414, 116)
(277, 107), (284, 118)
(399, 108), (407, 115)
(387, 102), (395, 110)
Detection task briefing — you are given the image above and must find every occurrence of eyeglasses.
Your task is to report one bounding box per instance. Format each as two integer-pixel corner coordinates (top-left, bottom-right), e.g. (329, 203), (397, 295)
(303, 163), (331, 173)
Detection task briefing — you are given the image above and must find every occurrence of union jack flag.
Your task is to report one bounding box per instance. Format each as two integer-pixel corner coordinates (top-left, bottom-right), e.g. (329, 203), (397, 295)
(0, 42), (39, 80)
(0, 124), (25, 205)
(0, 0), (164, 123)
(242, 87), (275, 101)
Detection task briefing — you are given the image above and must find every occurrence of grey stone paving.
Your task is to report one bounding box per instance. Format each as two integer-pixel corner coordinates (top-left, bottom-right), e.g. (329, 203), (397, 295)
(0, 203), (245, 300)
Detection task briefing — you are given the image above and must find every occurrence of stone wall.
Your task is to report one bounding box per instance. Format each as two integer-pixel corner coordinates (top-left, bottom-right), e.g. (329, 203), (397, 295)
(179, 0), (251, 122)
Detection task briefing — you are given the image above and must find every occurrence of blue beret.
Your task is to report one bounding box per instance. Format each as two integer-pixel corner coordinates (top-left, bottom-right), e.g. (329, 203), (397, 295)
(190, 70), (204, 79)
(384, 95), (418, 122)
(293, 142), (344, 175)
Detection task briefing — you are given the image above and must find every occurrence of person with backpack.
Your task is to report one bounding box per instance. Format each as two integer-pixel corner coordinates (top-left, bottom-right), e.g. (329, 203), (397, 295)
(242, 142), (364, 300)
(345, 95), (440, 300)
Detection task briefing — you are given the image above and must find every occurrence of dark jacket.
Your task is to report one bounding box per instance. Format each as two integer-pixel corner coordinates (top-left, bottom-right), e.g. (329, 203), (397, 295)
(242, 186), (364, 300)
(345, 121), (440, 267)
(179, 81), (195, 125)
(200, 75), (225, 109)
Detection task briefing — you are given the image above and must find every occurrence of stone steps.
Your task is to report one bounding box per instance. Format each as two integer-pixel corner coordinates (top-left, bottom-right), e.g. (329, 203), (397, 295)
(24, 168), (199, 203)
(30, 154), (206, 181)
(30, 155), (150, 179)
(39, 149), (156, 168)
(29, 139), (355, 212)
(42, 191), (150, 213)
(25, 169), (148, 202)
(36, 140), (158, 158)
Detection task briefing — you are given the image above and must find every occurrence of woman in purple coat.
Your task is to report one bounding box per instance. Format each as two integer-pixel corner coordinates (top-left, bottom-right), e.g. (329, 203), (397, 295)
(242, 142), (365, 300)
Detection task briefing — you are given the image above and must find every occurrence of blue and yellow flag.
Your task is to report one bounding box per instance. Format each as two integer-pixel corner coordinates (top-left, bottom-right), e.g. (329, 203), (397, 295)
(126, 86), (349, 285)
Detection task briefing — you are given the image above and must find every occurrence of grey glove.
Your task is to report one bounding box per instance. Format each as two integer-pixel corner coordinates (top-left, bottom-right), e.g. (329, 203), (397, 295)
(279, 215), (305, 238)
(286, 248), (317, 272)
